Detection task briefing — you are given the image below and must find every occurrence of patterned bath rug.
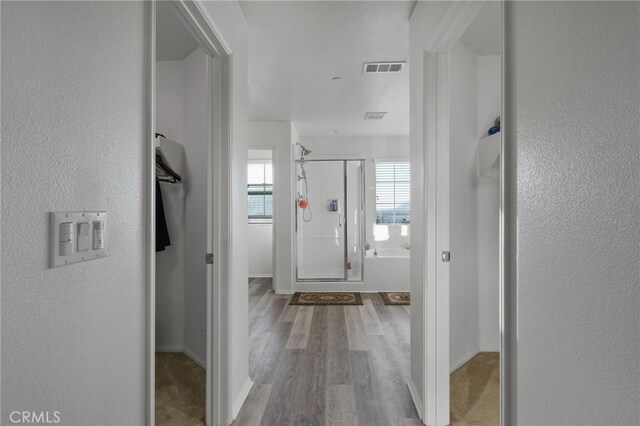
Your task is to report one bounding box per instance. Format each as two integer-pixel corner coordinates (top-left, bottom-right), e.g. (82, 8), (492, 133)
(289, 292), (363, 306)
(379, 292), (410, 305)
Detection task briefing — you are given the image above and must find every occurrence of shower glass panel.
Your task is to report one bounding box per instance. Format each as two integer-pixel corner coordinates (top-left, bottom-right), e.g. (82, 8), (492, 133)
(345, 161), (363, 281)
(296, 159), (365, 282)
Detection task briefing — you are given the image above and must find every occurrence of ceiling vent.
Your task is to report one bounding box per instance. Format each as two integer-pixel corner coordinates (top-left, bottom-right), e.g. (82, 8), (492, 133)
(362, 62), (406, 73)
(364, 112), (387, 120)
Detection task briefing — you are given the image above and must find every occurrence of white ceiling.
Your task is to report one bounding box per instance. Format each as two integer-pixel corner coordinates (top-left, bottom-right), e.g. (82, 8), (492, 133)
(239, 1), (415, 137)
(459, 1), (501, 55)
(156, 2), (199, 61)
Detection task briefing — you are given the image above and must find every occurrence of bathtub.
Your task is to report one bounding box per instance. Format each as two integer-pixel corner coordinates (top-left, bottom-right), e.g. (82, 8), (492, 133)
(294, 247), (410, 292)
(363, 248), (410, 291)
(366, 248), (410, 258)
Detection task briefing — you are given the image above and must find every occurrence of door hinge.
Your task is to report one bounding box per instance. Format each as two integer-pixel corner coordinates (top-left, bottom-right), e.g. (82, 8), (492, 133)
(205, 253), (214, 264)
(441, 251), (450, 262)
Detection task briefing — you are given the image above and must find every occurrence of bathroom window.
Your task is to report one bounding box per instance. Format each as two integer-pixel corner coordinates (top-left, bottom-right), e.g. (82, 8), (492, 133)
(375, 161), (410, 224)
(247, 162), (273, 223)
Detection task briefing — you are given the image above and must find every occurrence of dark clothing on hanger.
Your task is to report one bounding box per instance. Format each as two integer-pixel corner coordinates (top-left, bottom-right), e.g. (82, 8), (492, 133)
(156, 180), (171, 252)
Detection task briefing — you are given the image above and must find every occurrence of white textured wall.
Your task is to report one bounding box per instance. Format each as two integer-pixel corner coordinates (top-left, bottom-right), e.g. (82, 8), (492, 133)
(200, 1), (251, 419)
(156, 61), (185, 143)
(449, 42), (480, 370)
(506, 2), (640, 424)
(248, 224), (273, 277)
(156, 60), (186, 349)
(1, 2), (146, 424)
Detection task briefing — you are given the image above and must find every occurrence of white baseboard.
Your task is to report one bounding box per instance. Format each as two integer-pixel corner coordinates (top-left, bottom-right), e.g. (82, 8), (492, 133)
(478, 346), (500, 353)
(232, 377), (254, 420)
(249, 273), (273, 278)
(155, 345), (206, 369)
(451, 349), (480, 373)
(183, 345), (206, 369)
(155, 345), (183, 352)
(407, 377), (423, 421)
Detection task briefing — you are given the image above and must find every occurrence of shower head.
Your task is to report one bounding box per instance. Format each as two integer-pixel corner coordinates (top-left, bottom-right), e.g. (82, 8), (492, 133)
(296, 142), (312, 157)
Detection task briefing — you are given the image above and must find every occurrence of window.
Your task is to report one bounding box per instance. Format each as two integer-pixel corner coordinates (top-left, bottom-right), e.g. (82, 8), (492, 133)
(375, 162), (410, 224)
(247, 162), (273, 223)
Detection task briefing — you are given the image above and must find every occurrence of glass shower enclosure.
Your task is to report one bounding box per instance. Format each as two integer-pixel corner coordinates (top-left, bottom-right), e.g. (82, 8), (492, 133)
(295, 159), (365, 282)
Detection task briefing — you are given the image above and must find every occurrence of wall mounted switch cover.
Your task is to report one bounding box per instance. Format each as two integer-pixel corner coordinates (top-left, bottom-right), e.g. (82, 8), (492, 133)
(49, 211), (107, 268)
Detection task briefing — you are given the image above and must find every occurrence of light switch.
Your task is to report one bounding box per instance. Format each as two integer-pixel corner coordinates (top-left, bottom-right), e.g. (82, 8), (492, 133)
(59, 222), (74, 256)
(93, 221), (105, 250)
(77, 222), (90, 252)
(50, 211), (107, 268)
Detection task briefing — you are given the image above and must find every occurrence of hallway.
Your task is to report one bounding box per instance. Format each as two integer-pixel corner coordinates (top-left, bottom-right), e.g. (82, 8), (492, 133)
(234, 278), (420, 425)
(235, 279), (500, 426)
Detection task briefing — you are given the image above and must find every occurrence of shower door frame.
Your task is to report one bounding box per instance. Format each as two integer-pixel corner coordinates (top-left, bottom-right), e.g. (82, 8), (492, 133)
(294, 158), (366, 283)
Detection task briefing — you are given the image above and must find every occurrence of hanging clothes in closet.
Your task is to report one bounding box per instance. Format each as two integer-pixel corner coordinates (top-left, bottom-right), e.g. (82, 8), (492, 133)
(155, 133), (184, 252)
(156, 180), (171, 252)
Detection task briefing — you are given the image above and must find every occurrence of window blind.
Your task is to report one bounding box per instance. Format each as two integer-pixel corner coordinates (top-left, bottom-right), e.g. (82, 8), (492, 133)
(247, 163), (273, 221)
(375, 162), (410, 224)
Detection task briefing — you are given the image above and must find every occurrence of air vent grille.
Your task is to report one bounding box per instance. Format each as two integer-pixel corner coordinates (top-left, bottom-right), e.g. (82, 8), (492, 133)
(365, 64), (378, 73)
(364, 112), (387, 120)
(362, 62), (406, 73)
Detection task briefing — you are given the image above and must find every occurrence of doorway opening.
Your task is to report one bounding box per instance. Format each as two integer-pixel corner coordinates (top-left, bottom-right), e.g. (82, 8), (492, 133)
(415, 1), (503, 424)
(154, 2), (210, 424)
(236, 0), (417, 423)
(448, 2), (501, 424)
(146, 1), (233, 425)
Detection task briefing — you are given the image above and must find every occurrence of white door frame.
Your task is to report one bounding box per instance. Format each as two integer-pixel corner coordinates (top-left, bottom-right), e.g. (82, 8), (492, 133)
(145, 1), (233, 425)
(415, 1), (509, 425)
(500, 2), (516, 423)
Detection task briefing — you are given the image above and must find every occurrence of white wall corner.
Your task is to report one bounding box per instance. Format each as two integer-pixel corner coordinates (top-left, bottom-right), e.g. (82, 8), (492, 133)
(450, 349), (480, 374)
(155, 345), (206, 370)
(231, 377), (254, 420)
(155, 345), (184, 353)
(407, 378), (424, 421)
(183, 345), (206, 370)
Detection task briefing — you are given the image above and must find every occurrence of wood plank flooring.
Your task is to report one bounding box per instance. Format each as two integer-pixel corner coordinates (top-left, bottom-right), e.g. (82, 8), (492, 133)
(154, 278), (498, 425)
(234, 278), (420, 426)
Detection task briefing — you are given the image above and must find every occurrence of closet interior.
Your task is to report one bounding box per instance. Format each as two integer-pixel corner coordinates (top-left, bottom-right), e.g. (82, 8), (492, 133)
(154, 2), (209, 424)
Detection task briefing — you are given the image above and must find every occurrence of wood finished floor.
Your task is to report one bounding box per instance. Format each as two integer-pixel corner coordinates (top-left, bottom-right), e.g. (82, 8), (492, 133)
(233, 278), (420, 426)
(153, 278), (499, 425)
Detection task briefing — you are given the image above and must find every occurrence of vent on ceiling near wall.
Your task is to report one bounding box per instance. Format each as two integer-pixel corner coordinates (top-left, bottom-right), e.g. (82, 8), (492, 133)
(363, 62), (406, 73)
(364, 112), (387, 120)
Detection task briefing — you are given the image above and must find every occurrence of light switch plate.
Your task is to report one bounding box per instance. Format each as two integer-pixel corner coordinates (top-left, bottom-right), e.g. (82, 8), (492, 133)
(49, 211), (107, 268)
